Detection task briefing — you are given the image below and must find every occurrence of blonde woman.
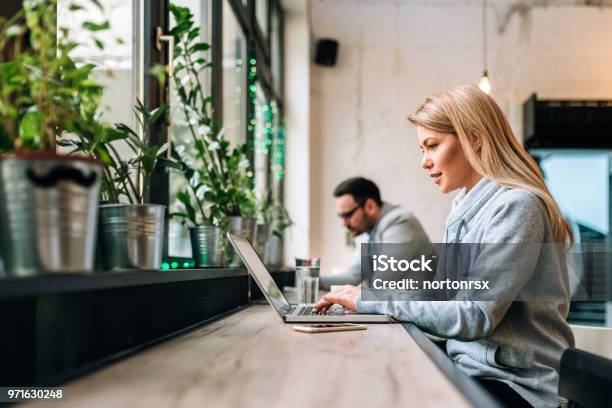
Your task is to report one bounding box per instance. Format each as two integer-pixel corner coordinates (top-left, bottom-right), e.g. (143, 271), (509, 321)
(314, 84), (574, 408)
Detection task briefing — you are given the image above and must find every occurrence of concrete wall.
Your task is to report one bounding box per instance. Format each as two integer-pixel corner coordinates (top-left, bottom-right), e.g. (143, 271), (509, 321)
(302, 0), (612, 275)
(284, 2), (312, 263)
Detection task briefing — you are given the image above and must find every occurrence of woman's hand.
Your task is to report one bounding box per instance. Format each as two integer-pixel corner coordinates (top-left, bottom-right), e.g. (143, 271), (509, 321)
(313, 285), (361, 313)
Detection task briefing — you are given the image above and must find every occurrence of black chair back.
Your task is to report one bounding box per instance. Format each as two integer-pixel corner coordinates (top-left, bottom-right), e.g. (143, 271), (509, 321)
(559, 347), (612, 408)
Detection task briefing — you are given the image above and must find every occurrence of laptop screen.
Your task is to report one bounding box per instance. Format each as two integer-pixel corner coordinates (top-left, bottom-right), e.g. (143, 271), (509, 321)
(227, 233), (292, 317)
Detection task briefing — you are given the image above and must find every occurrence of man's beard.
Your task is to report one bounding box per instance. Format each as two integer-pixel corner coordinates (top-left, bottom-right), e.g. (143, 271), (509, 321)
(348, 215), (376, 236)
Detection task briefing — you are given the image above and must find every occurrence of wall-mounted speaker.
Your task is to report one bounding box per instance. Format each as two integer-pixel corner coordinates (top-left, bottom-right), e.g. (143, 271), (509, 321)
(315, 39), (339, 67)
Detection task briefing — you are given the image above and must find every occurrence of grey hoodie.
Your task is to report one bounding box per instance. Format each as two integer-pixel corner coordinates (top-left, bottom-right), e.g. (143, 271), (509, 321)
(357, 177), (575, 408)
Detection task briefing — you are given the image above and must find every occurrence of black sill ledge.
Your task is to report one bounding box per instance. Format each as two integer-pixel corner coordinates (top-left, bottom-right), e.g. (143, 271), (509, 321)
(0, 266), (293, 386)
(0, 268), (248, 300)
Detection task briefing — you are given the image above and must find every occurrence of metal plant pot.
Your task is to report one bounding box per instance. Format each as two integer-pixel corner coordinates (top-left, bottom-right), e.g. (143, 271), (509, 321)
(0, 153), (101, 276)
(264, 232), (283, 268)
(190, 225), (223, 267)
(254, 223), (269, 257)
(254, 224), (283, 267)
(98, 204), (165, 270)
(226, 216), (256, 267)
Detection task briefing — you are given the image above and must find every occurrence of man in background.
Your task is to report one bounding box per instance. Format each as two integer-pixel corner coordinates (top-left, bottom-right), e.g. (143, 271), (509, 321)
(320, 177), (431, 289)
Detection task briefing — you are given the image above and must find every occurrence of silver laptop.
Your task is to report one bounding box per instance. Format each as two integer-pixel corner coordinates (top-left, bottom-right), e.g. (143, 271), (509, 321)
(227, 233), (392, 323)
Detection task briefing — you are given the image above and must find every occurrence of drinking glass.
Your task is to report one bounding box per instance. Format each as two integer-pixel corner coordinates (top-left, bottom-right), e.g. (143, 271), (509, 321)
(295, 257), (320, 304)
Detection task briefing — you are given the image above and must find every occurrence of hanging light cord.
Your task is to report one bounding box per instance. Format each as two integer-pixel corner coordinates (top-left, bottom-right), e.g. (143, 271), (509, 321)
(482, 0), (488, 73)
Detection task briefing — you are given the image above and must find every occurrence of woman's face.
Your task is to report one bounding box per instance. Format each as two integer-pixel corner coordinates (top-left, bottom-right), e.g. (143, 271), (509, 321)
(417, 126), (481, 193)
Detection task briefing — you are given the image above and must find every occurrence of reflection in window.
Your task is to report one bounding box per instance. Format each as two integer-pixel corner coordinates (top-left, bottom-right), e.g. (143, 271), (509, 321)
(223, 0), (247, 147)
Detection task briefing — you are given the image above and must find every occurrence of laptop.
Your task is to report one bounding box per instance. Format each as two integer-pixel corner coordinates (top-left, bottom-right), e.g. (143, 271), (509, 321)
(227, 233), (393, 323)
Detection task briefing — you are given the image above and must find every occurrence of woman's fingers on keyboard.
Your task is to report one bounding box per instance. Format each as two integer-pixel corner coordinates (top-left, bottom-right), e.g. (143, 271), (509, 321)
(313, 298), (333, 311)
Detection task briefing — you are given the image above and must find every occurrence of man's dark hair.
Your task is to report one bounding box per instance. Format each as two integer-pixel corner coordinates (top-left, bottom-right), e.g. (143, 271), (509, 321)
(333, 177), (382, 206)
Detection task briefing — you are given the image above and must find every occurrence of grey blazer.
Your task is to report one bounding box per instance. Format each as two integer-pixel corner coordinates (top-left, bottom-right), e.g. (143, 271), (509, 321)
(320, 202), (431, 288)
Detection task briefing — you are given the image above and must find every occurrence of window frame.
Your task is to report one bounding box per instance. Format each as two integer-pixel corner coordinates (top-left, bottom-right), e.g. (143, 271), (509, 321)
(145, 0), (171, 207)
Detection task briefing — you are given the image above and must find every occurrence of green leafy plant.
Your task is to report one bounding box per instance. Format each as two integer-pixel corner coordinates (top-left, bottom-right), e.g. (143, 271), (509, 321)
(259, 190), (293, 238)
(166, 4), (256, 226)
(0, 0), (115, 153)
(61, 100), (169, 204)
(166, 145), (211, 226)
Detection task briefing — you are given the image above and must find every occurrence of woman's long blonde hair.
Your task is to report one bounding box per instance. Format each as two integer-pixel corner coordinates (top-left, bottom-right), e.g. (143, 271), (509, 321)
(408, 84), (572, 245)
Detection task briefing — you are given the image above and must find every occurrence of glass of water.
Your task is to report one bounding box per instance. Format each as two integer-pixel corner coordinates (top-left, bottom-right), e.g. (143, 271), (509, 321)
(295, 257), (320, 304)
(296, 267), (319, 304)
(295, 257), (320, 271)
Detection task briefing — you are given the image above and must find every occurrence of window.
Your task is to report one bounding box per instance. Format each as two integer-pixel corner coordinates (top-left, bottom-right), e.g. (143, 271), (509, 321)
(256, 0), (269, 41)
(222, 0), (248, 147)
(25, 0), (285, 267)
(539, 153), (610, 237)
(147, 0), (285, 265)
(167, 0), (212, 258)
(57, 0), (145, 201)
(253, 83), (270, 201)
(270, 6), (283, 96)
(58, 0), (141, 135)
(270, 101), (285, 202)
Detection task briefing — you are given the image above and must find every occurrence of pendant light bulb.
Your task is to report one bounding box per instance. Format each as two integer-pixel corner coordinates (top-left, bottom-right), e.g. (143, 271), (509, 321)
(478, 0), (491, 94)
(479, 70), (491, 94)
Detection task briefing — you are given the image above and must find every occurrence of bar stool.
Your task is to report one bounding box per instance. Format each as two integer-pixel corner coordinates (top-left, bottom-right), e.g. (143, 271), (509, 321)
(559, 347), (612, 408)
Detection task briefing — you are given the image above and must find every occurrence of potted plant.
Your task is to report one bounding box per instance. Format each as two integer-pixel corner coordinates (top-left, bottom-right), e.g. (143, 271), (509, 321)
(167, 147), (224, 267)
(167, 4), (257, 267)
(0, 0), (110, 276)
(258, 191), (293, 267)
(62, 100), (169, 271)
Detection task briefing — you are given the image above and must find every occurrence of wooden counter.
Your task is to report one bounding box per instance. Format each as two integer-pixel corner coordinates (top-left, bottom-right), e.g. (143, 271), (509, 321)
(26, 305), (472, 408)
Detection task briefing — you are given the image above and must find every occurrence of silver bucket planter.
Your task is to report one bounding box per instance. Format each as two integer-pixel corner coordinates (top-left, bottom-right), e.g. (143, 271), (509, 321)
(254, 223), (283, 267)
(0, 153), (101, 276)
(98, 204), (165, 271)
(264, 231), (283, 268)
(226, 216), (256, 267)
(254, 223), (269, 258)
(190, 225), (223, 267)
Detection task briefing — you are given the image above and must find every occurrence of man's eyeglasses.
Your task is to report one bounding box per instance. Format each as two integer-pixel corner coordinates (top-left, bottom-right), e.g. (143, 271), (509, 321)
(337, 202), (365, 220)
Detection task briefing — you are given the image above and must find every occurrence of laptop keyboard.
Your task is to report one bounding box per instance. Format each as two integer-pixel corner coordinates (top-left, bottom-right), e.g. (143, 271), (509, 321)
(297, 306), (315, 316)
(294, 305), (344, 316)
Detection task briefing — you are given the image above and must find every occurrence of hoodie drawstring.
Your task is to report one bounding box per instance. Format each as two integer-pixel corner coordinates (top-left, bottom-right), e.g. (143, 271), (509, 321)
(454, 219), (465, 244)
